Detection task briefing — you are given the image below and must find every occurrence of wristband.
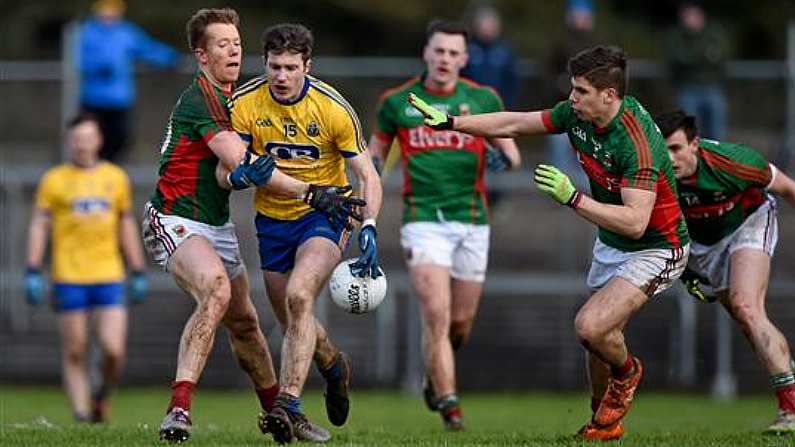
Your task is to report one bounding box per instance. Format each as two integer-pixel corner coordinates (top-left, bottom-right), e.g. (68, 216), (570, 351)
(361, 218), (376, 229)
(566, 191), (583, 210)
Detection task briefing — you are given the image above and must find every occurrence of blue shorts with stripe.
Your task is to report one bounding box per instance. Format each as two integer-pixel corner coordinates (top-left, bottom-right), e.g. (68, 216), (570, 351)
(255, 211), (351, 273)
(52, 282), (125, 312)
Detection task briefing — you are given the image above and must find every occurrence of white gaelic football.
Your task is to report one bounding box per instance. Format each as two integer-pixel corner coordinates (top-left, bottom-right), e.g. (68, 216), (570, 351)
(329, 259), (387, 314)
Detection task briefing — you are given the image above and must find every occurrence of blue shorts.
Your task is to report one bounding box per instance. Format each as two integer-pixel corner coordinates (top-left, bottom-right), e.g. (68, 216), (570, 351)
(255, 211), (351, 273)
(52, 282), (125, 312)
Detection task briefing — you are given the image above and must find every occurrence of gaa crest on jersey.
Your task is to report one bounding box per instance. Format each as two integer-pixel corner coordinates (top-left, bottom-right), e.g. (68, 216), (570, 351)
(307, 121), (320, 137)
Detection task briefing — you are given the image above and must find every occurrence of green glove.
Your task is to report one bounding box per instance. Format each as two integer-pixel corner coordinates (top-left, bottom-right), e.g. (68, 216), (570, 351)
(534, 164), (580, 207)
(407, 93), (454, 130)
(680, 268), (716, 303)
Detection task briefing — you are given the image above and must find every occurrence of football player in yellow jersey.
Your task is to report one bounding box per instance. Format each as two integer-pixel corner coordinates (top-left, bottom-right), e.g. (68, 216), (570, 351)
(25, 113), (148, 423)
(228, 23), (382, 444)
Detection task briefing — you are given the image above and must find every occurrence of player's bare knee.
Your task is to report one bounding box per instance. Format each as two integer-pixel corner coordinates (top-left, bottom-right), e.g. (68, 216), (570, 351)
(64, 345), (88, 365)
(727, 298), (759, 327)
(424, 316), (450, 342)
(286, 289), (314, 318)
(574, 312), (604, 345)
(201, 273), (232, 320)
(103, 349), (125, 373)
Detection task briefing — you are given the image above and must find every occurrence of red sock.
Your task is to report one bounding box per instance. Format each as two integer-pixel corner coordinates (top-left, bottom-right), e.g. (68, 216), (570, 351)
(168, 380), (196, 412)
(776, 383), (795, 413)
(591, 396), (602, 414)
(256, 384), (280, 412)
(611, 355), (634, 380)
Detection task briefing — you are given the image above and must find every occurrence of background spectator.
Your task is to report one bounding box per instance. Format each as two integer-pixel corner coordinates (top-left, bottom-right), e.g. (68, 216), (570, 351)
(542, 0), (595, 191)
(77, 0), (177, 161)
(462, 4), (519, 109)
(665, 0), (730, 140)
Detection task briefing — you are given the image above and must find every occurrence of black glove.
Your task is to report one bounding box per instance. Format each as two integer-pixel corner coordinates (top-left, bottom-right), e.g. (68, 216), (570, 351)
(304, 185), (366, 230)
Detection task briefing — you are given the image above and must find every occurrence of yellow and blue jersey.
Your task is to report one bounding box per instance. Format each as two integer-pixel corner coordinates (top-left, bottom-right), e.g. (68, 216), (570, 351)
(229, 74), (366, 221)
(35, 162), (131, 283)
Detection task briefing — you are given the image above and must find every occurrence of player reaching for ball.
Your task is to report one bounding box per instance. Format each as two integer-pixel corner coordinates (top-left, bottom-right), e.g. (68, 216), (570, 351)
(145, 9), (362, 443)
(226, 22), (382, 444)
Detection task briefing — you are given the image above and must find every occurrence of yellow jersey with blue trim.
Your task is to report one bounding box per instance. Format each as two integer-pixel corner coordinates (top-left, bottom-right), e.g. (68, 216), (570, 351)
(34, 162), (131, 283)
(229, 75), (366, 220)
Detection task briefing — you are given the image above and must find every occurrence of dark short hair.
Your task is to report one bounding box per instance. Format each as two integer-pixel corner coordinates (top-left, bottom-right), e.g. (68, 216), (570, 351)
(186, 8), (239, 52)
(425, 19), (468, 44)
(262, 23), (314, 61)
(568, 45), (628, 97)
(67, 112), (100, 129)
(655, 109), (699, 141)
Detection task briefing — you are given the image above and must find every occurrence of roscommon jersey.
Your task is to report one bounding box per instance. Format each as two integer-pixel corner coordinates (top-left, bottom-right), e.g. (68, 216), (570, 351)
(35, 162), (131, 283)
(676, 139), (774, 245)
(542, 97), (689, 251)
(374, 77), (503, 225)
(150, 71), (233, 226)
(229, 75), (365, 221)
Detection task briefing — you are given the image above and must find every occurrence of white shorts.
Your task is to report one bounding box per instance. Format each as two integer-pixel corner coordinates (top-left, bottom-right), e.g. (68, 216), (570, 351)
(587, 238), (690, 297)
(689, 198), (778, 292)
(142, 202), (244, 279)
(400, 221), (489, 282)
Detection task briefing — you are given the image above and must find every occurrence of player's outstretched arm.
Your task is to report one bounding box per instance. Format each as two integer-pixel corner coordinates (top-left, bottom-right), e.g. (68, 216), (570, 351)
(768, 166), (795, 208)
(407, 92), (547, 138)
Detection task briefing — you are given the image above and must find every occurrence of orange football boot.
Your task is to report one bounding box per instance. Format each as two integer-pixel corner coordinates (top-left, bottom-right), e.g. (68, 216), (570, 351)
(593, 356), (643, 427)
(575, 421), (624, 441)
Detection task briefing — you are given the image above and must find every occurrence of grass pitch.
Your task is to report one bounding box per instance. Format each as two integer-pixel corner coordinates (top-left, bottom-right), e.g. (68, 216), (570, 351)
(1, 386), (794, 446)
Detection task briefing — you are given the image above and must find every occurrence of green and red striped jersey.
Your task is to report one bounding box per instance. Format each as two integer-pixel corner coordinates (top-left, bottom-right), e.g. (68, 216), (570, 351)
(374, 76), (503, 225)
(676, 138), (774, 245)
(150, 71), (232, 226)
(543, 97), (689, 252)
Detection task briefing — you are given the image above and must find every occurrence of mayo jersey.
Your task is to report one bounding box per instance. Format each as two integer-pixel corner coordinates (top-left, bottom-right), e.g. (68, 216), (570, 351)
(676, 138), (774, 245)
(543, 97), (689, 252)
(150, 71), (232, 226)
(229, 75), (366, 220)
(374, 76), (503, 224)
(35, 162), (131, 283)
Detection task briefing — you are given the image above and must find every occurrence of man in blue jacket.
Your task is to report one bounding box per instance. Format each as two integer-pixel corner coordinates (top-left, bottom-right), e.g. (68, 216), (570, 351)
(78, 0), (177, 161)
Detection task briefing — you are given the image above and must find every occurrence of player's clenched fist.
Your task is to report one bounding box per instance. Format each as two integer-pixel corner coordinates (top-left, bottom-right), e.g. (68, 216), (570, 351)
(407, 93), (454, 130)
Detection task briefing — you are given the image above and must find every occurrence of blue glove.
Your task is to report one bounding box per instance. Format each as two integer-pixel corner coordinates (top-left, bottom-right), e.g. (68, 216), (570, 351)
(128, 271), (148, 304)
(25, 268), (45, 306)
(485, 144), (512, 172)
(349, 222), (382, 279)
(228, 152), (276, 190)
